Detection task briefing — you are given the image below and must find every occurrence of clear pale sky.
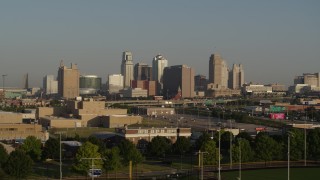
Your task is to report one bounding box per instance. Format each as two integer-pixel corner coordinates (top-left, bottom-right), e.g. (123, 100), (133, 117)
(1, 0), (319, 88)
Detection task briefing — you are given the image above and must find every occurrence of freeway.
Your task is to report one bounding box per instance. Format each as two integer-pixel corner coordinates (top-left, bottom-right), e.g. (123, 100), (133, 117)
(144, 113), (282, 135)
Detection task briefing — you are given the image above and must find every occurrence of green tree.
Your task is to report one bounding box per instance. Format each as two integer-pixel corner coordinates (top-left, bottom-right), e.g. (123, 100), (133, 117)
(236, 132), (253, 143)
(307, 128), (320, 160)
(118, 139), (143, 166)
(0, 144), (8, 167)
(87, 136), (106, 153)
(73, 141), (102, 173)
(42, 137), (59, 160)
(172, 136), (191, 155)
(103, 147), (122, 178)
(200, 140), (219, 165)
(195, 132), (212, 150)
(255, 133), (281, 162)
(232, 139), (254, 163)
(147, 136), (172, 158)
(220, 131), (233, 151)
(288, 129), (304, 160)
(21, 136), (42, 161)
(4, 149), (33, 179)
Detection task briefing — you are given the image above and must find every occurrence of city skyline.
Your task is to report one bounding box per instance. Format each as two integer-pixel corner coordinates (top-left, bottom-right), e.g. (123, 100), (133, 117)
(0, 1), (319, 87)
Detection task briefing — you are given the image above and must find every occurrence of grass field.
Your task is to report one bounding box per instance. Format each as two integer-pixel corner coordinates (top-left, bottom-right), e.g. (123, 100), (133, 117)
(221, 167), (320, 180)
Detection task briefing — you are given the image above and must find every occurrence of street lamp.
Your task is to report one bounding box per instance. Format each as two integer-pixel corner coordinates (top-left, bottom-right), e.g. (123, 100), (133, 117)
(81, 158), (104, 180)
(196, 150), (208, 180)
(229, 120), (233, 169)
(287, 132), (294, 180)
(304, 104), (307, 167)
(238, 138), (242, 180)
(57, 131), (66, 180)
(218, 128), (221, 180)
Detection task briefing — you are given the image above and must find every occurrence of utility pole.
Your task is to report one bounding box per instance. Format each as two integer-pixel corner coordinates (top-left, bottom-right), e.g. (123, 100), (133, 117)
(288, 132), (293, 180)
(230, 120), (233, 169)
(218, 128), (221, 180)
(81, 158), (104, 180)
(59, 133), (62, 180)
(58, 131), (66, 180)
(304, 103), (307, 167)
(239, 138), (242, 180)
(196, 151), (208, 180)
(288, 134), (290, 180)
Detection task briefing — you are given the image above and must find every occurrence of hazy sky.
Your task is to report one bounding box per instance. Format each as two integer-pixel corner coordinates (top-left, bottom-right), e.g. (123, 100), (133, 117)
(1, 0), (319, 88)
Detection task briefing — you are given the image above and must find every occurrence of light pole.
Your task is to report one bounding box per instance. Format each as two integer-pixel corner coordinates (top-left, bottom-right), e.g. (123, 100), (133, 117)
(196, 151), (208, 180)
(229, 120), (233, 169)
(238, 138), (242, 180)
(218, 128), (221, 180)
(58, 131), (66, 180)
(288, 132), (294, 180)
(60, 133), (62, 180)
(288, 134), (290, 180)
(81, 158), (104, 180)
(304, 105), (307, 167)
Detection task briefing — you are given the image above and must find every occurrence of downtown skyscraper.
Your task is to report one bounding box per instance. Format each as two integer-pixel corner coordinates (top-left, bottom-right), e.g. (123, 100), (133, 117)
(134, 63), (152, 81)
(152, 54), (168, 94)
(228, 64), (244, 89)
(121, 51), (134, 88)
(208, 53), (229, 88)
(57, 60), (80, 99)
(163, 65), (194, 98)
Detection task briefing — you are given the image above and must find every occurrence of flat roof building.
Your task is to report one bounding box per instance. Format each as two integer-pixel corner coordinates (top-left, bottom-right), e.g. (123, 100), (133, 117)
(58, 61), (80, 99)
(209, 53), (228, 88)
(163, 65), (194, 98)
(43, 75), (58, 95)
(108, 74), (124, 94)
(115, 127), (191, 144)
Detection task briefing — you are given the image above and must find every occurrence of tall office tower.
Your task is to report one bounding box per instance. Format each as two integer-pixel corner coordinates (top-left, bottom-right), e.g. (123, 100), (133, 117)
(79, 75), (102, 95)
(294, 73), (320, 87)
(108, 74), (124, 94)
(121, 51), (134, 88)
(163, 65), (194, 98)
(194, 75), (207, 91)
(43, 75), (58, 95)
(208, 53), (229, 88)
(152, 54), (168, 94)
(134, 63), (152, 81)
(57, 60), (80, 99)
(303, 73), (320, 87)
(24, 73), (29, 89)
(228, 64), (244, 89)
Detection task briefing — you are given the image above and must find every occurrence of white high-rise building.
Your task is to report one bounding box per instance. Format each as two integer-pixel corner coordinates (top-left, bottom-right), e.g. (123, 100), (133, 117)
(43, 75), (58, 95)
(152, 54), (168, 93)
(121, 51), (134, 88)
(228, 64), (244, 89)
(108, 74), (124, 94)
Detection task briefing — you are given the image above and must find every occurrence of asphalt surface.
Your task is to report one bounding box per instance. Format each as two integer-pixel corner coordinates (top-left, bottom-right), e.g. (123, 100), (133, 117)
(145, 113), (283, 135)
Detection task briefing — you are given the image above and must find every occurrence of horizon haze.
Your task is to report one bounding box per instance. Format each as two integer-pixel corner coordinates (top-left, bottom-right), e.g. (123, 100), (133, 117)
(1, 0), (319, 88)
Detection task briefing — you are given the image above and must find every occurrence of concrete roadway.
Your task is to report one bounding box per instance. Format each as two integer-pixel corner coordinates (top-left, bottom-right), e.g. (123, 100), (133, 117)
(144, 113), (282, 135)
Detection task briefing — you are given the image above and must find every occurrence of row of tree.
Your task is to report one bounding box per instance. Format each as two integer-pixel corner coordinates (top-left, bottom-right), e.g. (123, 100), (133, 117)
(195, 128), (320, 165)
(0, 136), (38, 178)
(2, 127), (320, 178)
